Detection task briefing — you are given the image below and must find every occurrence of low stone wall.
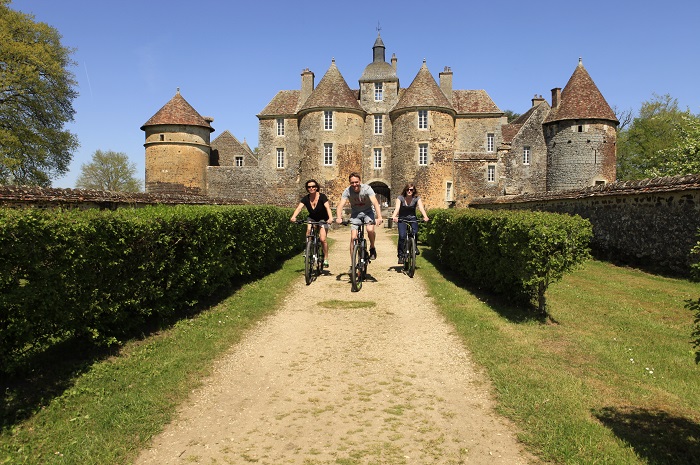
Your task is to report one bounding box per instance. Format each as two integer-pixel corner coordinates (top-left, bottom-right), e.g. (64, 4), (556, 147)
(0, 186), (244, 210)
(471, 175), (700, 276)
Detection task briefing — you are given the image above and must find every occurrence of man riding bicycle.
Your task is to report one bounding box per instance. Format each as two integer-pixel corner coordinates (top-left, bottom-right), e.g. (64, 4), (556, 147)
(335, 172), (383, 272)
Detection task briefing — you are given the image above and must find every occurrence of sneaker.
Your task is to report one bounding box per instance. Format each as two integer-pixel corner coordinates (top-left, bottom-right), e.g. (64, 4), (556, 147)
(369, 248), (377, 260)
(323, 259), (329, 267)
(397, 256), (404, 264)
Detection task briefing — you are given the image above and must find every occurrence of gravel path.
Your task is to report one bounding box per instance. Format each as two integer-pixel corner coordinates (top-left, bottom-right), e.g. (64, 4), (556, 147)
(135, 226), (537, 465)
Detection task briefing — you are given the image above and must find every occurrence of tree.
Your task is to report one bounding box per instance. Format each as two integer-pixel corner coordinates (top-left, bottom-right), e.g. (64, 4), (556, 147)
(0, 0), (79, 186)
(503, 109), (521, 123)
(75, 150), (142, 192)
(616, 94), (694, 180)
(645, 115), (700, 177)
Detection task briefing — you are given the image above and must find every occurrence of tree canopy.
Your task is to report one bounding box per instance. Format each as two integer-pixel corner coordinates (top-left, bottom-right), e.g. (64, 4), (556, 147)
(616, 93), (700, 180)
(75, 150), (142, 192)
(0, 0), (79, 186)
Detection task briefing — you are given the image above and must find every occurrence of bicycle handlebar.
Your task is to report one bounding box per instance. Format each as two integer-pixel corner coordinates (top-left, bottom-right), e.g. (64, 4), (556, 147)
(295, 219), (330, 225)
(396, 216), (429, 223)
(340, 219), (376, 226)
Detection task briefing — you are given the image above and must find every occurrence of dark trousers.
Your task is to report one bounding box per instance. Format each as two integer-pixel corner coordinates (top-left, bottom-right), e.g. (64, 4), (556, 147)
(397, 219), (418, 257)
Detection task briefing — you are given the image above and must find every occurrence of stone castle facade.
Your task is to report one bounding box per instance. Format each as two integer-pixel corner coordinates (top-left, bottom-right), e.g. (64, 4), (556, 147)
(142, 35), (619, 208)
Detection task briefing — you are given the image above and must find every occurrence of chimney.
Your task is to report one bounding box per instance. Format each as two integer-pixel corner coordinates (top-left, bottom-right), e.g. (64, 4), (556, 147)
(439, 66), (453, 102)
(301, 68), (315, 105)
(391, 53), (397, 71)
(551, 88), (561, 109)
(531, 94), (545, 107)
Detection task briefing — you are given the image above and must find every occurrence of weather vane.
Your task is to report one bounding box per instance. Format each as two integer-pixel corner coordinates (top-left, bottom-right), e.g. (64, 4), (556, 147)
(377, 22), (381, 34)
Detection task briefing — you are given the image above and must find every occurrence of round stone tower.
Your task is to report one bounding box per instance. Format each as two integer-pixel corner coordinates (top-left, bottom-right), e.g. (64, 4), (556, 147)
(543, 59), (618, 192)
(141, 89), (214, 195)
(390, 60), (455, 206)
(297, 60), (365, 201)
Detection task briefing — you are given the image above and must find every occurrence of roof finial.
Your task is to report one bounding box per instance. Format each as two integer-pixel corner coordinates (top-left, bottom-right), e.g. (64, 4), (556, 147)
(578, 57), (583, 65)
(176, 87), (180, 94)
(376, 21), (381, 35)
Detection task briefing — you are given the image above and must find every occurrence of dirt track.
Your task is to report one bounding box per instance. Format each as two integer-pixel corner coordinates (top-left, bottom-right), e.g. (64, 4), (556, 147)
(134, 226), (536, 464)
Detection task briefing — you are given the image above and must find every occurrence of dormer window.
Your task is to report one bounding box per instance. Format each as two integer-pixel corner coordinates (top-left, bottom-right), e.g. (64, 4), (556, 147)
(374, 83), (383, 101)
(487, 133), (495, 152)
(418, 110), (428, 129)
(324, 111), (333, 130)
(277, 118), (285, 136)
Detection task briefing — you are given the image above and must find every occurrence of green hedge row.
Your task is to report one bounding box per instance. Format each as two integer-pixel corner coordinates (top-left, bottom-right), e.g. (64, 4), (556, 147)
(0, 205), (302, 369)
(423, 208), (592, 314)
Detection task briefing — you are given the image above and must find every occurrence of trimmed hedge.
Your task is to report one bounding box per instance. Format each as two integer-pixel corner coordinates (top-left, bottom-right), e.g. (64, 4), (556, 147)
(423, 208), (592, 314)
(0, 205), (302, 370)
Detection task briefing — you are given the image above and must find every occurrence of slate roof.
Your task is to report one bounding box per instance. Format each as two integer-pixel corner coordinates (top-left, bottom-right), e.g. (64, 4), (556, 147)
(299, 60), (363, 113)
(360, 34), (398, 83)
(544, 59), (618, 124)
(393, 61), (454, 113)
(257, 90), (301, 117)
(501, 124), (522, 144)
(141, 90), (214, 131)
(452, 90), (501, 114)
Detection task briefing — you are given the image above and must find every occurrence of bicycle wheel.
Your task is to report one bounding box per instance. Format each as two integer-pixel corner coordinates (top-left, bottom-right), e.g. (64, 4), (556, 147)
(304, 240), (314, 285)
(351, 241), (363, 292)
(406, 235), (416, 278)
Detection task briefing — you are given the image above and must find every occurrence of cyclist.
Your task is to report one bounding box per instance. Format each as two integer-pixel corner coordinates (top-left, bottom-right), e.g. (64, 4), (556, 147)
(290, 179), (333, 267)
(391, 183), (429, 264)
(335, 172), (383, 271)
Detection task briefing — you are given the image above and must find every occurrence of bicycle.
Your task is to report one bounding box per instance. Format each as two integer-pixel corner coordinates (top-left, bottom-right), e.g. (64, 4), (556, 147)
(297, 219), (327, 285)
(396, 217), (418, 278)
(342, 219), (375, 292)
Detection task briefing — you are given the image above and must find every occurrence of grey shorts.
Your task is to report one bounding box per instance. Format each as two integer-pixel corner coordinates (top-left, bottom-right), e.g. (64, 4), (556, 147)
(349, 211), (375, 231)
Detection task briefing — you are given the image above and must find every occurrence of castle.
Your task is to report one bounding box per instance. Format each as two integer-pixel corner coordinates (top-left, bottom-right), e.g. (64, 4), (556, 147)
(142, 34), (618, 208)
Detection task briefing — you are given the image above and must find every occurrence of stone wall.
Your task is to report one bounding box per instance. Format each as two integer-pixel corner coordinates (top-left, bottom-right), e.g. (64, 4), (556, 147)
(471, 175), (700, 276)
(0, 186), (243, 210)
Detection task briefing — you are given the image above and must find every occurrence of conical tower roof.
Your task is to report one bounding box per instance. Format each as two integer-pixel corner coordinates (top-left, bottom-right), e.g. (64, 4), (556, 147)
(299, 60), (363, 114)
(392, 60), (454, 114)
(141, 89), (214, 131)
(359, 33), (398, 83)
(544, 59), (618, 124)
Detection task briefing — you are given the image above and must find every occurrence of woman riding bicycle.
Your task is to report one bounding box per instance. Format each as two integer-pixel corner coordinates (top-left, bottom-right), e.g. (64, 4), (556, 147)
(290, 179), (333, 267)
(391, 183), (429, 264)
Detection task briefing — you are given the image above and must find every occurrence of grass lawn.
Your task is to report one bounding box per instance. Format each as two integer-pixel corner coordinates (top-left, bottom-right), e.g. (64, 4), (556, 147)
(419, 250), (700, 464)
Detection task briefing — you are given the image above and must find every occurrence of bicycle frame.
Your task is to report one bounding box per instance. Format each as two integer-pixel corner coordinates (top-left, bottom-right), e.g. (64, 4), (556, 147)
(343, 218), (374, 292)
(397, 217), (417, 278)
(297, 219), (326, 285)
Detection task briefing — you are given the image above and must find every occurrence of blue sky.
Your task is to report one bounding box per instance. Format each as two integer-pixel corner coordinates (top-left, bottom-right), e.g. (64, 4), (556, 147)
(10, 0), (700, 189)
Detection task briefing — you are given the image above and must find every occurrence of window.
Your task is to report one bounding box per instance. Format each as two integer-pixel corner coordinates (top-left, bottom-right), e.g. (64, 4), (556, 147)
(487, 133), (495, 152)
(159, 134), (164, 141)
(324, 111), (333, 130)
(487, 164), (495, 182)
(276, 118), (285, 136)
(324, 143), (333, 165)
(276, 148), (284, 168)
(445, 181), (453, 201)
(419, 143), (428, 166)
(374, 114), (383, 134)
(418, 110), (428, 129)
(523, 146), (530, 165)
(374, 148), (382, 169)
(235, 156), (244, 167)
(374, 82), (383, 101)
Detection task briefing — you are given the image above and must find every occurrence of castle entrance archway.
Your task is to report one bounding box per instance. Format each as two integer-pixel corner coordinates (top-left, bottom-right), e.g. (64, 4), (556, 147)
(369, 181), (390, 207)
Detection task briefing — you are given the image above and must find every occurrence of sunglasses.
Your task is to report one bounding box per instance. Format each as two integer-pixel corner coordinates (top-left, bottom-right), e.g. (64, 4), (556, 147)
(406, 188), (414, 192)
(306, 185), (318, 190)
